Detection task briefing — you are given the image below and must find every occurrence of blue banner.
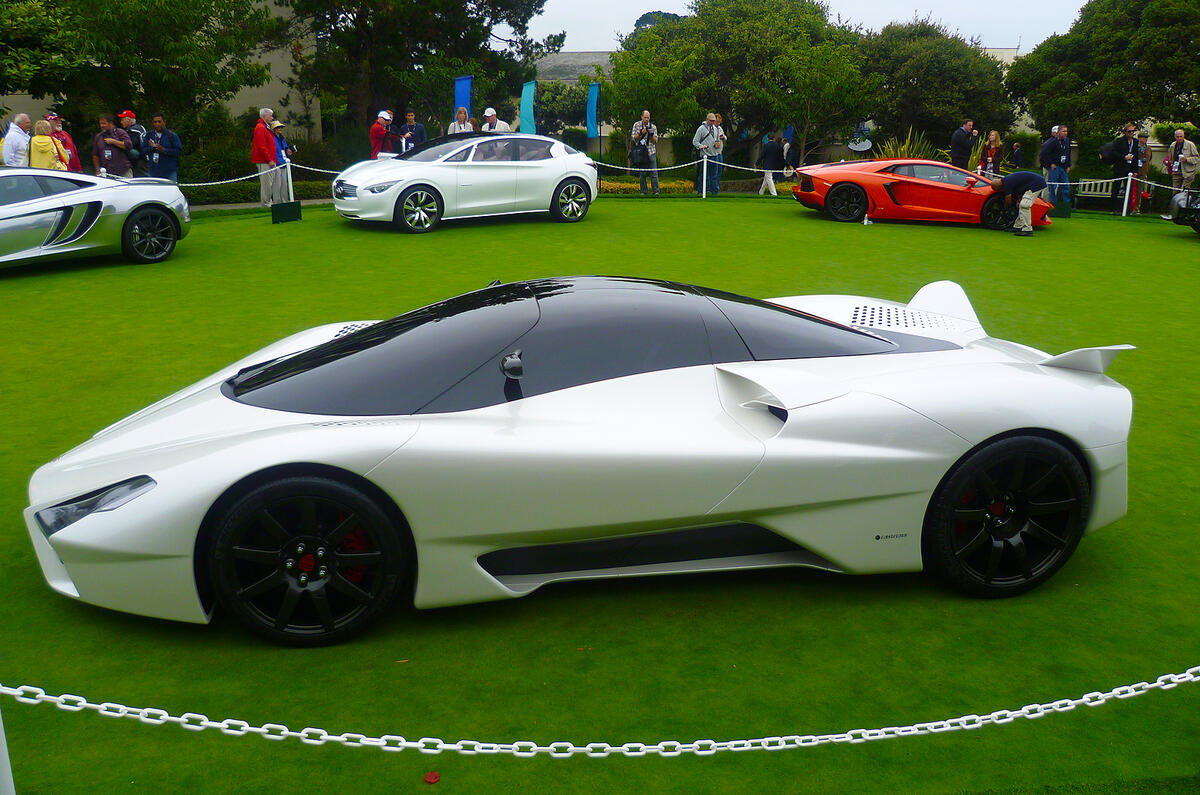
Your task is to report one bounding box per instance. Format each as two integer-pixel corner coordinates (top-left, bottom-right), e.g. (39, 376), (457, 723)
(454, 76), (472, 121)
(783, 125), (794, 142)
(586, 83), (600, 138)
(520, 81), (536, 134)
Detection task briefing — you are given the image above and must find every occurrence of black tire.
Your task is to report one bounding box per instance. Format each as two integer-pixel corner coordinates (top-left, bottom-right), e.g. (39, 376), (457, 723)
(121, 206), (178, 263)
(981, 195), (1018, 230)
(924, 436), (1090, 598)
(393, 186), (442, 233)
(209, 477), (406, 646)
(825, 183), (868, 222)
(550, 179), (590, 222)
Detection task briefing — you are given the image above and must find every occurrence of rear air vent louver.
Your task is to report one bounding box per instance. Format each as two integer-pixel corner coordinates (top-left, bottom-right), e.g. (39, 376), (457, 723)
(850, 304), (957, 331)
(333, 321), (376, 338)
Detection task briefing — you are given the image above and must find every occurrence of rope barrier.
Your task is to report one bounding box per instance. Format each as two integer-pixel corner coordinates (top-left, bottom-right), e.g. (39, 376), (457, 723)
(178, 162), (288, 188)
(1, 666), (1196, 758)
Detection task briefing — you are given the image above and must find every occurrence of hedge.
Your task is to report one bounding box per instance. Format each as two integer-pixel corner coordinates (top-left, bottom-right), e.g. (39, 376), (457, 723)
(181, 178), (333, 206)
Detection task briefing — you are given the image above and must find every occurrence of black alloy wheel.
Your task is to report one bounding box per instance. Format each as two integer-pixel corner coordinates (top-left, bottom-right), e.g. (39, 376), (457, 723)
(981, 195), (1019, 230)
(122, 206), (178, 263)
(551, 179), (590, 222)
(209, 477), (405, 645)
(924, 436), (1090, 597)
(395, 186), (443, 233)
(825, 183), (868, 222)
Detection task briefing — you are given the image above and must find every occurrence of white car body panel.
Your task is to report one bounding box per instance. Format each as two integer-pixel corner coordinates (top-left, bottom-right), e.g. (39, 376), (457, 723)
(24, 279), (1134, 628)
(332, 134), (598, 225)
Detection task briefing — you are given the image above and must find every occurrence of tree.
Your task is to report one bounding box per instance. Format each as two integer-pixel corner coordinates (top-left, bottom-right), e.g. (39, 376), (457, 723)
(1006, 0), (1200, 135)
(55, 0), (285, 121)
(859, 19), (1013, 143)
(284, 0), (564, 127)
(534, 81), (587, 137)
(0, 0), (87, 110)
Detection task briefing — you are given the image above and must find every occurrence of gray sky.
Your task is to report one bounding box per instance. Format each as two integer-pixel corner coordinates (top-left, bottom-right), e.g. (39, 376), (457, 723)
(521, 1), (1085, 53)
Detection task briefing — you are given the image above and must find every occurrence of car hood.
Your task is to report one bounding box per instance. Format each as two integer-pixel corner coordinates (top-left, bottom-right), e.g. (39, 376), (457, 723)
(337, 158), (426, 185)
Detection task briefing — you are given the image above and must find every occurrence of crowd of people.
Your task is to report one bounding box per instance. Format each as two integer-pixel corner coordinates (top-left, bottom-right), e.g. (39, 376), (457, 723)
(3, 108), (182, 181)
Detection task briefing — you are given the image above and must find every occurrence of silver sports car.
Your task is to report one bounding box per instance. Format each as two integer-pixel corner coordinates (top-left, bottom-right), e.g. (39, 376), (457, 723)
(0, 167), (190, 267)
(332, 132), (599, 233)
(25, 277), (1132, 646)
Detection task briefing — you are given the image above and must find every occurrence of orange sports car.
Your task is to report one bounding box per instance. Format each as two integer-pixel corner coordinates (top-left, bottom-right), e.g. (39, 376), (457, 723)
(792, 159), (1052, 229)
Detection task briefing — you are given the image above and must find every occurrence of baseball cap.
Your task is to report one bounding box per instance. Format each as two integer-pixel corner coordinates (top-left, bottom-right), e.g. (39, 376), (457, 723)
(45, 112), (60, 121)
(117, 110), (136, 119)
(378, 110), (392, 121)
(484, 107), (497, 117)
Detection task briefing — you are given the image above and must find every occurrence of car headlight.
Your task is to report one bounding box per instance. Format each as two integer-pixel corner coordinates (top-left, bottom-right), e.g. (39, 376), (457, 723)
(35, 476), (156, 538)
(364, 181), (400, 194)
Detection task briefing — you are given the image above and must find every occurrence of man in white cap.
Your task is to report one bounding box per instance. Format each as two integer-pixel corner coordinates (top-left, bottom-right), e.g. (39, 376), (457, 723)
(481, 107), (510, 132)
(370, 110), (394, 159)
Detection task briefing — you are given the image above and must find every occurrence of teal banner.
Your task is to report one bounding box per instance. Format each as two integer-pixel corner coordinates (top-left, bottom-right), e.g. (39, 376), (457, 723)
(586, 83), (600, 138)
(520, 81), (536, 134)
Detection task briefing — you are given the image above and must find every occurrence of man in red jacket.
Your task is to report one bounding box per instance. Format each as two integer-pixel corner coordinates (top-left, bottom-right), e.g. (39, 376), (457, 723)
(251, 108), (278, 206)
(370, 110), (394, 159)
(46, 113), (82, 172)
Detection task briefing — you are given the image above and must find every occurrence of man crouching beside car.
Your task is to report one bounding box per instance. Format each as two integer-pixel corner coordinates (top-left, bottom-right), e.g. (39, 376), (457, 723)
(992, 172), (1047, 237)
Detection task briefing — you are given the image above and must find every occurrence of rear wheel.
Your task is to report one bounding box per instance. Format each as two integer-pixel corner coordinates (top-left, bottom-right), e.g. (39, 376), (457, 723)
(825, 183), (867, 222)
(394, 186), (442, 233)
(981, 195), (1018, 230)
(209, 477), (406, 645)
(121, 206), (178, 263)
(924, 436), (1090, 597)
(551, 179), (590, 222)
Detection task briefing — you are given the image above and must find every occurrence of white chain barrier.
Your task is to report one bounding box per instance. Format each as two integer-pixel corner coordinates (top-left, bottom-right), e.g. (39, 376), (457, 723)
(179, 162), (289, 188)
(1, 666), (1196, 758)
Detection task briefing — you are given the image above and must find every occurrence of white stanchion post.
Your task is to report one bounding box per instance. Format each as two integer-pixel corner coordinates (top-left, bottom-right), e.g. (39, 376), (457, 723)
(0, 702), (15, 795)
(1122, 173), (1132, 217)
(286, 160), (295, 203)
(701, 157), (708, 199)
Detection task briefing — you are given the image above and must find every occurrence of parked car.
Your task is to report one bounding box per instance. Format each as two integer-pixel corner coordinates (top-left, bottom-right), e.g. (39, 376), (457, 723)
(1167, 190), (1200, 236)
(25, 277), (1132, 645)
(0, 168), (189, 267)
(332, 132), (599, 233)
(793, 159), (1052, 228)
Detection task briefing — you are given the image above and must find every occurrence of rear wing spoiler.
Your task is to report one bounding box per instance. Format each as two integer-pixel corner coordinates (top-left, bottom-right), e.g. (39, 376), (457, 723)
(1039, 345), (1135, 375)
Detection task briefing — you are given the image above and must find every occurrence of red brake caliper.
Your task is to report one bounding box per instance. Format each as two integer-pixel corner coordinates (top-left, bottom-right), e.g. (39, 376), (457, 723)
(340, 526), (369, 583)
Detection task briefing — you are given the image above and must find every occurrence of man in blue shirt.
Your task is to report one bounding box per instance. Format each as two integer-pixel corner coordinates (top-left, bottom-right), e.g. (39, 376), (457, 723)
(992, 171), (1047, 236)
(396, 110), (426, 153)
(1038, 124), (1072, 206)
(144, 113), (182, 182)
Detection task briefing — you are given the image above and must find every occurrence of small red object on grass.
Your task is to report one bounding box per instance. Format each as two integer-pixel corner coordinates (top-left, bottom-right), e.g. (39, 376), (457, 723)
(424, 771), (440, 784)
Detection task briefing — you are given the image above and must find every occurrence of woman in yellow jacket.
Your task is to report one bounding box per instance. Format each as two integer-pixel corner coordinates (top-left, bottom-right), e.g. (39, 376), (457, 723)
(29, 119), (69, 170)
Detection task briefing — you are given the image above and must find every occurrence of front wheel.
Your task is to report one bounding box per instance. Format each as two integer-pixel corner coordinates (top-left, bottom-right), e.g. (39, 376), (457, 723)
(924, 436), (1090, 598)
(981, 195), (1018, 230)
(209, 477), (406, 646)
(825, 183), (867, 222)
(551, 179), (590, 222)
(122, 206), (178, 263)
(394, 186), (442, 233)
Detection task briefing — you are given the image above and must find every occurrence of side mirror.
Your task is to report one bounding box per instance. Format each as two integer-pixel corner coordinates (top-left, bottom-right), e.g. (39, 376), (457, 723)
(965, 177), (978, 187)
(500, 350), (523, 380)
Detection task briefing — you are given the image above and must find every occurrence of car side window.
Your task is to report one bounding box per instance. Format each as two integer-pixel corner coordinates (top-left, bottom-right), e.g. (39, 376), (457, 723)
(0, 175), (46, 206)
(704, 291), (895, 360)
(418, 287), (715, 412)
(517, 140), (554, 161)
(471, 140), (513, 162)
(443, 147), (472, 163)
(36, 176), (88, 195)
(888, 165), (915, 177)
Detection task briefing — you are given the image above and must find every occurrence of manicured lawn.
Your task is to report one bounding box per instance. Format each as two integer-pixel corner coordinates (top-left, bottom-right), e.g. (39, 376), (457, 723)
(1, 199), (1198, 793)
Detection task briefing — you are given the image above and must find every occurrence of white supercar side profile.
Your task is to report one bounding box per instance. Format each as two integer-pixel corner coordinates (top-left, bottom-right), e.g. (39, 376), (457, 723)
(25, 277), (1133, 645)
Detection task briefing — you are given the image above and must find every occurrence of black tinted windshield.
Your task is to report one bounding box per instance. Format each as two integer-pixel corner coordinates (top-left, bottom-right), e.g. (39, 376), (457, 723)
(226, 284), (541, 415)
(399, 138), (475, 162)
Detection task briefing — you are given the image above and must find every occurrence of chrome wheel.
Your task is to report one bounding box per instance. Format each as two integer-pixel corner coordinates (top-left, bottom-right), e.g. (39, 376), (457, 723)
(122, 207), (178, 263)
(395, 187), (442, 233)
(552, 180), (590, 222)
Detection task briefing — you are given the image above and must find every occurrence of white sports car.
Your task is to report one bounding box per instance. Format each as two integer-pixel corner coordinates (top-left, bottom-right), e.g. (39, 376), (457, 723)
(332, 133), (599, 233)
(25, 278), (1133, 645)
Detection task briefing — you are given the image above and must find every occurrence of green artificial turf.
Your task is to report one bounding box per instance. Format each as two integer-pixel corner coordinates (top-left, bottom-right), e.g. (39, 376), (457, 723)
(1, 200), (1198, 793)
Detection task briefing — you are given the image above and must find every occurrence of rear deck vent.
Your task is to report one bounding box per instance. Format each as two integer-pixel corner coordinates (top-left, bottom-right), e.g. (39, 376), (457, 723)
(850, 304), (956, 331)
(333, 321), (377, 338)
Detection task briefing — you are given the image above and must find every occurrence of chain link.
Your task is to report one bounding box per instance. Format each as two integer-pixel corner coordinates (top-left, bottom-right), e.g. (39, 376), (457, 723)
(1, 666), (1195, 757)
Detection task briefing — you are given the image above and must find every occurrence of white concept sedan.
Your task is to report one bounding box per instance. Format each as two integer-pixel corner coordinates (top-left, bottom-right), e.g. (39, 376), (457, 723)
(25, 277), (1133, 645)
(332, 133), (599, 232)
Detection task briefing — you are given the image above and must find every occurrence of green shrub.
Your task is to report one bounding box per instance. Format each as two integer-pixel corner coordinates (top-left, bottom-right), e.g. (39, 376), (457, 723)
(181, 179), (332, 207)
(562, 126), (588, 151)
(1152, 122), (1200, 146)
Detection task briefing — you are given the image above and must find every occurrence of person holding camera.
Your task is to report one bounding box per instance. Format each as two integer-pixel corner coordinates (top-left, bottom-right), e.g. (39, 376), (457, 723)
(117, 110), (149, 177)
(630, 110), (659, 196)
